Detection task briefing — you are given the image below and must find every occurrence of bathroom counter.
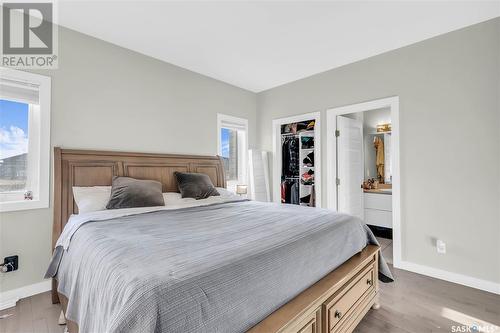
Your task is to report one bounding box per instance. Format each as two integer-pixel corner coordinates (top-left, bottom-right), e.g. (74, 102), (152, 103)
(363, 189), (392, 195)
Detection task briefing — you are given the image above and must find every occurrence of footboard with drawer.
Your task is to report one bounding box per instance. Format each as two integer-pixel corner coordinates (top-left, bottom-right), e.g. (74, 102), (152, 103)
(247, 245), (380, 333)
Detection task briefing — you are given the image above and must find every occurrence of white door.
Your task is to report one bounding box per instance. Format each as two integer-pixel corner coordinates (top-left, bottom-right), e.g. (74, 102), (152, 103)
(336, 116), (364, 219)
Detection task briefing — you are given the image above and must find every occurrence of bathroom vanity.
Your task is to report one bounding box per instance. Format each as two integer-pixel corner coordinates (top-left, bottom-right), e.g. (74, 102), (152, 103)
(363, 190), (392, 229)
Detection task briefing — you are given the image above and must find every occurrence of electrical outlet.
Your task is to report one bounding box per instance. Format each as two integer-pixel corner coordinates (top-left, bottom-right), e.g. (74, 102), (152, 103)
(2, 255), (18, 272)
(436, 240), (446, 254)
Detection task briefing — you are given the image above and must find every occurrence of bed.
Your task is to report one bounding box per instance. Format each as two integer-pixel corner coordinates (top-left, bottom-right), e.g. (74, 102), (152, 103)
(48, 148), (393, 333)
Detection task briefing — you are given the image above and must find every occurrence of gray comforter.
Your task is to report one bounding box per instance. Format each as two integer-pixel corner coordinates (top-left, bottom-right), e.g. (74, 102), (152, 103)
(46, 200), (393, 333)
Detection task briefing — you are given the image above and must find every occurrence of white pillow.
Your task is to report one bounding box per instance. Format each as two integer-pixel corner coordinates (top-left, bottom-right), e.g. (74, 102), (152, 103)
(163, 192), (182, 203)
(162, 192), (196, 208)
(72, 186), (111, 214)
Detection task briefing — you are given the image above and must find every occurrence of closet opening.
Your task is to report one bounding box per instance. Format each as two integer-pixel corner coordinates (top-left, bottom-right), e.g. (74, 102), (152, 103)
(272, 112), (321, 208)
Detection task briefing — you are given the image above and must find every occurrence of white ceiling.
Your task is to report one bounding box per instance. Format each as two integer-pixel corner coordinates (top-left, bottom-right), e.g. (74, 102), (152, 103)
(58, 1), (500, 92)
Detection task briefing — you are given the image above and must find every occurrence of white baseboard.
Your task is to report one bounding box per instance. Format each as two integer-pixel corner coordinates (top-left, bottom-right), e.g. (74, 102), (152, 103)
(397, 260), (500, 295)
(0, 280), (52, 311)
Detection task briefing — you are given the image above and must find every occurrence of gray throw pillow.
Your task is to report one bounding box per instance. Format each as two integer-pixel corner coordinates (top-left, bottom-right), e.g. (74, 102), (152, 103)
(106, 176), (165, 209)
(174, 172), (220, 200)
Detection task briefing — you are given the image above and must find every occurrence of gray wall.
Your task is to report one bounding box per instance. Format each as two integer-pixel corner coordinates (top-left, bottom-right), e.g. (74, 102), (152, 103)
(257, 18), (500, 283)
(0, 27), (257, 292)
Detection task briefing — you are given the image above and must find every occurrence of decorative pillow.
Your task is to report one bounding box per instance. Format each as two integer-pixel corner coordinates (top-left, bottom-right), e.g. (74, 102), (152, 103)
(73, 186), (111, 214)
(106, 176), (165, 209)
(174, 172), (220, 200)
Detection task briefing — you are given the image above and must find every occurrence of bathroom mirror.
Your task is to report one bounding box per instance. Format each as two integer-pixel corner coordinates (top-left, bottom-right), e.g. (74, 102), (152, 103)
(366, 132), (392, 184)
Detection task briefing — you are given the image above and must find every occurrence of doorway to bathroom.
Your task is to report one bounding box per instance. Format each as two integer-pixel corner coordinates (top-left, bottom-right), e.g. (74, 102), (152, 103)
(326, 97), (401, 268)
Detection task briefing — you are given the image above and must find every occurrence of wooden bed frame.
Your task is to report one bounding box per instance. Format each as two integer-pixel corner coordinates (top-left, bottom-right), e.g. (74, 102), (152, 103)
(52, 147), (380, 333)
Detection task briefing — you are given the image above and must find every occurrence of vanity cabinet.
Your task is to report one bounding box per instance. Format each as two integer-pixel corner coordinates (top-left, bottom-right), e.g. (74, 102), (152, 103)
(363, 193), (392, 228)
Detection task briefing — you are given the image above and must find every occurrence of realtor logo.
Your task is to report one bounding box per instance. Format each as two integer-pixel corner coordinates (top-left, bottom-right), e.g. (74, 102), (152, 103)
(1, 2), (58, 68)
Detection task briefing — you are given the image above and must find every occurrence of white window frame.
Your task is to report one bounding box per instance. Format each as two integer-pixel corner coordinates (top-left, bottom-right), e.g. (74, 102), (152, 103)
(216, 114), (248, 192)
(0, 68), (51, 212)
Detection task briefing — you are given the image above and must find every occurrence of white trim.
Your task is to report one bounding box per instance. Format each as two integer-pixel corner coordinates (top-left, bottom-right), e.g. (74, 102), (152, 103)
(398, 260), (500, 295)
(272, 111), (321, 207)
(326, 96), (401, 266)
(0, 280), (51, 310)
(0, 68), (51, 212)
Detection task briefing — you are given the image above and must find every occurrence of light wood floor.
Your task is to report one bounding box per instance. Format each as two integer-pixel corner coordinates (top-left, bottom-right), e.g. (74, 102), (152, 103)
(1, 265), (499, 333)
(355, 265), (500, 333)
(0, 291), (64, 333)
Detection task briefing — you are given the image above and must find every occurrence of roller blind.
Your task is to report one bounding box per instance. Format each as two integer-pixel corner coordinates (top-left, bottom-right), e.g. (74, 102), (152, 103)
(220, 119), (246, 131)
(0, 78), (39, 104)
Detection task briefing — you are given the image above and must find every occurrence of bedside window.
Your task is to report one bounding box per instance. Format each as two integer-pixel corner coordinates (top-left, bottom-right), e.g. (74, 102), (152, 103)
(217, 114), (248, 192)
(0, 99), (29, 194)
(0, 68), (51, 212)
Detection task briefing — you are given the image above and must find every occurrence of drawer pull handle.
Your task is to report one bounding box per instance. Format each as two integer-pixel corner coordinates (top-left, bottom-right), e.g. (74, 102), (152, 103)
(334, 310), (342, 319)
(366, 279), (373, 286)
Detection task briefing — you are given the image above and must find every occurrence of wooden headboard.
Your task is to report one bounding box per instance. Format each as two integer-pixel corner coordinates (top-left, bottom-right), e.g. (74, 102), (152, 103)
(52, 147), (226, 249)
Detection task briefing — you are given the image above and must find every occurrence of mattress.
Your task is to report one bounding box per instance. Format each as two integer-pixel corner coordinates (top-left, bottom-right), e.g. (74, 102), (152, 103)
(46, 199), (393, 333)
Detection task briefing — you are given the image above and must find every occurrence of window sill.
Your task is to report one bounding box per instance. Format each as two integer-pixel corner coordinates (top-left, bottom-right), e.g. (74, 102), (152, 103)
(0, 198), (49, 213)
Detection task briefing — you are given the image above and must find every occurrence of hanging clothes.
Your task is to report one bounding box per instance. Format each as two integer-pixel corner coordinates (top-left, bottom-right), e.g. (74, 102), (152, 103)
(281, 181), (286, 203)
(281, 179), (299, 204)
(282, 140), (289, 177)
(290, 181), (299, 205)
(309, 185), (316, 207)
(288, 138), (299, 176)
(282, 137), (299, 177)
(374, 136), (385, 182)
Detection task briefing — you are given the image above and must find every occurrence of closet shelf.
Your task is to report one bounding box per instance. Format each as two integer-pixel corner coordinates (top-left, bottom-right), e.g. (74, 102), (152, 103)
(299, 130), (315, 136)
(282, 130), (315, 137)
